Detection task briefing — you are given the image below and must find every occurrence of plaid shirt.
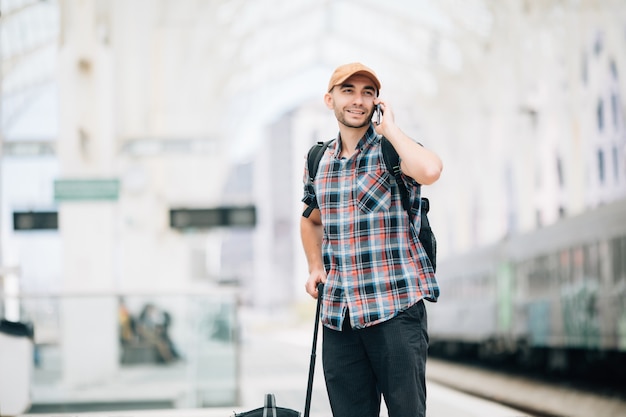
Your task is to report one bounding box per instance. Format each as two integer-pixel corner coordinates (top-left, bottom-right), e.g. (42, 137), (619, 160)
(302, 125), (439, 331)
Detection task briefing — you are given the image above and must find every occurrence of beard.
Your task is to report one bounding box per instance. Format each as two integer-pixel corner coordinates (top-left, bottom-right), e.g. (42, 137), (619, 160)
(335, 106), (375, 129)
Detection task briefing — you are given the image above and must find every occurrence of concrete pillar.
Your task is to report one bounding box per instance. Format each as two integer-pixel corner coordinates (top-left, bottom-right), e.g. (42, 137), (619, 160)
(57, 0), (118, 387)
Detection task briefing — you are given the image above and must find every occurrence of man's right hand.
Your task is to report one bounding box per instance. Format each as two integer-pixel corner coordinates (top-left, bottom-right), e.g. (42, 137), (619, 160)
(305, 270), (326, 299)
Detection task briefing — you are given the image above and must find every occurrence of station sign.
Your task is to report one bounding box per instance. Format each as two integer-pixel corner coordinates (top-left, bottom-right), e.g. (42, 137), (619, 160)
(169, 206), (256, 230)
(54, 179), (120, 201)
(13, 211), (58, 231)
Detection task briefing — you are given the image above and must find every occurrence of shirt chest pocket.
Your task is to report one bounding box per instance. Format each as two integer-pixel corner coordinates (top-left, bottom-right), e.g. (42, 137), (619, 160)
(355, 171), (392, 214)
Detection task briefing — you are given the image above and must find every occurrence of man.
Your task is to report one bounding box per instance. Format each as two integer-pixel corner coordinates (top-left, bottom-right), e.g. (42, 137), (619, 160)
(300, 62), (443, 417)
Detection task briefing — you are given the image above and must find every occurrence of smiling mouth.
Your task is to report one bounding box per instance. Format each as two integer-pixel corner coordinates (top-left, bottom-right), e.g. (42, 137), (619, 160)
(346, 108), (366, 116)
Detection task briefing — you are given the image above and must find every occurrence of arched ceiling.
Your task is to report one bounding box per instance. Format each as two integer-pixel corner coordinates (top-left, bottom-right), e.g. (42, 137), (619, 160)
(187, 0), (495, 160)
(1, 0), (494, 154)
(209, 0), (493, 98)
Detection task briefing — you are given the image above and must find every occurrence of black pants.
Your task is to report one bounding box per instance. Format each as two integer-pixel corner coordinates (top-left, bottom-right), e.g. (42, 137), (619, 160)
(322, 301), (428, 417)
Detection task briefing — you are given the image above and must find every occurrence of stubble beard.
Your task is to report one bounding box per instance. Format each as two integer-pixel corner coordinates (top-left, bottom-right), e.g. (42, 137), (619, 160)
(336, 107), (375, 129)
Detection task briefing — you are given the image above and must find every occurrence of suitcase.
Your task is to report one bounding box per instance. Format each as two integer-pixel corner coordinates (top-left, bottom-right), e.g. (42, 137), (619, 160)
(235, 284), (323, 417)
(234, 393), (300, 417)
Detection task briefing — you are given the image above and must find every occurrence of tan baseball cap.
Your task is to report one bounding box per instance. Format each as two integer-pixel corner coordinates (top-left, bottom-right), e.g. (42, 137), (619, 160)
(327, 62), (381, 94)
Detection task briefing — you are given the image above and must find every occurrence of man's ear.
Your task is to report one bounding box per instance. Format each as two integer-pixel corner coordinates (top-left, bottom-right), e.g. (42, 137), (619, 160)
(324, 92), (334, 109)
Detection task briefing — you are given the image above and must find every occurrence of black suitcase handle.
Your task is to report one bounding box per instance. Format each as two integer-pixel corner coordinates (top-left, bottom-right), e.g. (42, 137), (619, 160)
(303, 283), (323, 417)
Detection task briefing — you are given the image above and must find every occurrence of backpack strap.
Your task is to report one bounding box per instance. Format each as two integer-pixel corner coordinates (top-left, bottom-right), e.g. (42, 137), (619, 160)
(380, 137), (411, 211)
(381, 137), (436, 270)
(307, 140), (333, 182)
(302, 140), (333, 218)
(304, 137), (411, 216)
(304, 136), (436, 270)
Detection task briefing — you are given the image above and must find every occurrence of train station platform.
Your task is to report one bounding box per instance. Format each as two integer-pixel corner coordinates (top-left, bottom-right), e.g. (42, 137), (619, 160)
(19, 306), (626, 417)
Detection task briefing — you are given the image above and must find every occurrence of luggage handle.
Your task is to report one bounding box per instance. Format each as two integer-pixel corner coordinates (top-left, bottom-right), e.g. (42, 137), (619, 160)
(303, 283), (323, 417)
(262, 393), (277, 417)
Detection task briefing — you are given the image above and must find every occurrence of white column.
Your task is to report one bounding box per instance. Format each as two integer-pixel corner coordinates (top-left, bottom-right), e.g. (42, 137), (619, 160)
(57, 0), (118, 387)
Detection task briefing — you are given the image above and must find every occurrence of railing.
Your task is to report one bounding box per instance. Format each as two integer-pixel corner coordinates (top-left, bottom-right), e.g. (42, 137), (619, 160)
(0, 290), (240, 414)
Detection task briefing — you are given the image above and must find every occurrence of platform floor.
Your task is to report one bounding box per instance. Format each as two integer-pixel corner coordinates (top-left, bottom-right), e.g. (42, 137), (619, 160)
(18, 306), (626, 417)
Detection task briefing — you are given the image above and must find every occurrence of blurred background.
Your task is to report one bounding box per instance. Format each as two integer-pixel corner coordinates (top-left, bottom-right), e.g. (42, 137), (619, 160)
(0, 0), (625, 415)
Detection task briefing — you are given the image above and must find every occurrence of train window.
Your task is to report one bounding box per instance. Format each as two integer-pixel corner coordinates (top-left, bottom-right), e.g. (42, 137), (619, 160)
(446, 276), (460, 299)
(597, 242), (605, 279)
(572, 247), (584, 283)
(559, 249), (571, 284)
(527, 255), (552, 296)
(618, 238), (623, 282)
(583, 242), (601, 284)
(514, 263), (527, 296)
(611, 237), (626, 283)
(544, 253), (556, 290)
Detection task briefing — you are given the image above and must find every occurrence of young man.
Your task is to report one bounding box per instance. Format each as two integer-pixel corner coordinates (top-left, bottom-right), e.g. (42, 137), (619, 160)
(300, 62), (443, 417)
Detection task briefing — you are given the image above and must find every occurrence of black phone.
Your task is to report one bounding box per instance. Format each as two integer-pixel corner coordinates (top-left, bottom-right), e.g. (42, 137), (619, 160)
(374, 104), (383, 125)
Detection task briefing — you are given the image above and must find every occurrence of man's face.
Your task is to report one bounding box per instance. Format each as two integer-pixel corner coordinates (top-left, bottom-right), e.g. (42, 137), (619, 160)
(326, 75), (377, 129)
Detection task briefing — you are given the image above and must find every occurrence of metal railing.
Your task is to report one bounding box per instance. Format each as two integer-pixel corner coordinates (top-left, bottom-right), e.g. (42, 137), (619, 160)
(0, 289), (240, 413)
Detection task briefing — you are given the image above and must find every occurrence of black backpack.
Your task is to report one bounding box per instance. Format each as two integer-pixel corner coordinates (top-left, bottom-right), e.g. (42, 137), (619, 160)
(303, 137), (437, 272)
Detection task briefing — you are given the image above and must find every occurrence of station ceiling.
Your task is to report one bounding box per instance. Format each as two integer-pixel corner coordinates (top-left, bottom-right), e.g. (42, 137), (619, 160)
(1, 0), (495, 143)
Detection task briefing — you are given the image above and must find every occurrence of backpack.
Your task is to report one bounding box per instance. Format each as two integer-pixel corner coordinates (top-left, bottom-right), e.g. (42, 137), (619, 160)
(303, 137), (437, 272)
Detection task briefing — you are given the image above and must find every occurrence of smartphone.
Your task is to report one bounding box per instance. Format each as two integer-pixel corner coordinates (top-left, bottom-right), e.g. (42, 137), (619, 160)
(374, 104), (383, 125)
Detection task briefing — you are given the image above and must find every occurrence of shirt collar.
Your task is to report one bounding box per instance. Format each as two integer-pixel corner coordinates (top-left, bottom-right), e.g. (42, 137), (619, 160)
(334, 123), (379, 157)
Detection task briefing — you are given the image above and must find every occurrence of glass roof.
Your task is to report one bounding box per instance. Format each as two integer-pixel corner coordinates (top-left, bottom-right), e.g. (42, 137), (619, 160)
(0, 0), (493, 147)
(1, 0), (59, 141)
(216, 0), (493, 96)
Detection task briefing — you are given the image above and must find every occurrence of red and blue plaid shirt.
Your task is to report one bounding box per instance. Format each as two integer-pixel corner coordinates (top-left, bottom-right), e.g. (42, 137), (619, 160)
(303, 125), (439, 330)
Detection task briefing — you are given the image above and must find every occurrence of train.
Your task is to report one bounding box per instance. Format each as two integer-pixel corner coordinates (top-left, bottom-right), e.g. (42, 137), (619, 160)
(428, 198), (626, 383)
